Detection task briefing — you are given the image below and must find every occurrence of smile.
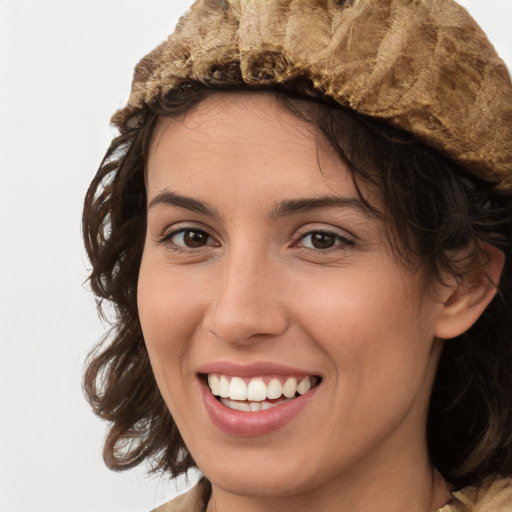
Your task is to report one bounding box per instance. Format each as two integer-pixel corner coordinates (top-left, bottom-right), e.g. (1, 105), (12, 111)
(206, 374), (320, 412)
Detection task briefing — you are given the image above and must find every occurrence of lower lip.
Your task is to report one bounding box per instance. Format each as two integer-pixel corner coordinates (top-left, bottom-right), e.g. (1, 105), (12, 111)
(200, 378), (319, 436)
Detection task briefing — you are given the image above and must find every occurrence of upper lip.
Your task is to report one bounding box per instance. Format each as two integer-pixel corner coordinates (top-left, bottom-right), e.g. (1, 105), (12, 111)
(197, 361), (319, 378)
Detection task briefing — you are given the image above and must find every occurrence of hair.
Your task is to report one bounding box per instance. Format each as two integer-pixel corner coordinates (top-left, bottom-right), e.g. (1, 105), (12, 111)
(83, 80), (512, 488)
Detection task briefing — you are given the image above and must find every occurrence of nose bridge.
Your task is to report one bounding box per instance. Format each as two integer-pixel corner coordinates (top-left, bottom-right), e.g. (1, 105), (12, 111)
(204, 239), (287, 344)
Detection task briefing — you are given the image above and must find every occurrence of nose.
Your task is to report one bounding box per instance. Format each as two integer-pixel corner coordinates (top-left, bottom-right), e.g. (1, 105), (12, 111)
(202, 246), (289, 345)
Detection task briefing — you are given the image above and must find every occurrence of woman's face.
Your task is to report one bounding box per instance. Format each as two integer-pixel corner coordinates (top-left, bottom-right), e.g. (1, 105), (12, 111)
(138, 93), (446, 499)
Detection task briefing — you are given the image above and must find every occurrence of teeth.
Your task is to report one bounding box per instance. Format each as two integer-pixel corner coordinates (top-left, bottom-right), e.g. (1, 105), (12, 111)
(220, 398), (251, 412)
(221, 397), (292, 411)
(229, 377), (247, 400)
(297, 377), (311, 395)
(219, 375), (230, 398)
(282, 377), (298, 398)
(249, 402), (261, 412)
(208, 374), (317, 402)
(208, 374), (219, 395)
(247, 378), (267, 401)
(266, 378), (282, 399)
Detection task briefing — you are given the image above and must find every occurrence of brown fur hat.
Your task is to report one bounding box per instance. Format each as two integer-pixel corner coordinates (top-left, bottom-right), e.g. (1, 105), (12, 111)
(112, 0), (512, 193)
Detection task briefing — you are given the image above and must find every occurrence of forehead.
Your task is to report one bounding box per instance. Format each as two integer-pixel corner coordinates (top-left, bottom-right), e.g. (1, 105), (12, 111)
(150, 91), (313, 147)
(146, 92), (369, 206)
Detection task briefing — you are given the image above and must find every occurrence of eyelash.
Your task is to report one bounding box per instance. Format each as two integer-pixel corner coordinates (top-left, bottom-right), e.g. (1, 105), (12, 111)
(158, 227), (355, 254)
(292, 229), (355, 253)
(158, 227), (217, 253)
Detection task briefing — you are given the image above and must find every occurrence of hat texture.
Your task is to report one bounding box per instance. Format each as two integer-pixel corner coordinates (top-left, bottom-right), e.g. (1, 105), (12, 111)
(113, 0), (512, 192)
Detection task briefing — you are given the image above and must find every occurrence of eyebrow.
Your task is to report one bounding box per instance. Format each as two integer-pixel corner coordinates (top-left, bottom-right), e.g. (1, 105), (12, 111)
(148, 190), (220, 218)
(148, 190), (377, 220)
(269, 196), (376, 219)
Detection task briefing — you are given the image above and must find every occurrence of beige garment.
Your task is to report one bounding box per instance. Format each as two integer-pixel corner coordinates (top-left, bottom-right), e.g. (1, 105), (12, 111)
(439, 477), (512, 512)
(152, 477), (512, 512)
(152, 479), (210, 512)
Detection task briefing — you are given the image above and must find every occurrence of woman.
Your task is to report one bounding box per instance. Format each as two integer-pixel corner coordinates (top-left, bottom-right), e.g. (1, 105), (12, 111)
(83, 1), (512, 510)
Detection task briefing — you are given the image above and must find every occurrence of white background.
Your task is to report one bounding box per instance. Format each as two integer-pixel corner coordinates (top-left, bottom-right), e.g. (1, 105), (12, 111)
(0, 1), (510, 511)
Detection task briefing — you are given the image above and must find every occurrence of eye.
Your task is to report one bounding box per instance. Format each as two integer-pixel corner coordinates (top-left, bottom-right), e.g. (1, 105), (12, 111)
(296, 230), (354, 251)
(160, 228), (217, 250)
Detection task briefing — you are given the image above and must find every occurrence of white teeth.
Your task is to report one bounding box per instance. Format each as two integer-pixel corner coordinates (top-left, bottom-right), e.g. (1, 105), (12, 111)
(247, 378), (267, 401)
(220, 397), (293, 411)
(219, 375), (230, 398)
(221, 398), (251, 412)
(282, 377), (298, 398)
(208, 374), (219, 395)
(297, 377), (311, 395)
(229, 377), (247, 400)
(208, 374), (317, 402)
(266, 378), (282, 399)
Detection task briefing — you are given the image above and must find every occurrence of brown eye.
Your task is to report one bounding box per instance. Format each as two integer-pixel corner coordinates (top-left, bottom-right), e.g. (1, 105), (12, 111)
(309, 232), (337, 249)
(298, 230), (354, 251)
(163, 228), (215, 250)
(182, 230), (209, 248)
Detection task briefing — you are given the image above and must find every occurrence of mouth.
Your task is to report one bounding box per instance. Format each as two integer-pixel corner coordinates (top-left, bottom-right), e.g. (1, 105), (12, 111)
(202, 374), (321, 412)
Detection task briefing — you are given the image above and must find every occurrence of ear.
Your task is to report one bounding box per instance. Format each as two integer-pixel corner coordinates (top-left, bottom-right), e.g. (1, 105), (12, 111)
(434, 243), (505, 340)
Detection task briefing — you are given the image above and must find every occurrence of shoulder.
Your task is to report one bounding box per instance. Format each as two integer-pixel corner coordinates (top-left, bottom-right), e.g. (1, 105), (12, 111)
(151, 479), (211, 512)
(438, 477), (512, 512)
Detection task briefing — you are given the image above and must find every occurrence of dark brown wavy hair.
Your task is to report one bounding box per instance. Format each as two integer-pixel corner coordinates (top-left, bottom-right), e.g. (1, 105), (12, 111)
(83, 80), (512, 489)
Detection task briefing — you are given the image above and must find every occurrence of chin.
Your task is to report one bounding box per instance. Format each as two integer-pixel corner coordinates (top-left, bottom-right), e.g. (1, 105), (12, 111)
(192, 443), (324, 499)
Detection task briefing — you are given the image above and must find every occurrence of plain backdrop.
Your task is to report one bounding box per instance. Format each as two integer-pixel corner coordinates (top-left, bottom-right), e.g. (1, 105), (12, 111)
(0, 1), (510, 511)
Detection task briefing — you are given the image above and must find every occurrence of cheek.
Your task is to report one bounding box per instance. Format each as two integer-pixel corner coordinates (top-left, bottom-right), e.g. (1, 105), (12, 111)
(294, 272), (413, 339)
(300, 279), (436, 436)
(294, 271), (433, 384)
(138, 257), (203, 337)
(137, 257), (208, 393)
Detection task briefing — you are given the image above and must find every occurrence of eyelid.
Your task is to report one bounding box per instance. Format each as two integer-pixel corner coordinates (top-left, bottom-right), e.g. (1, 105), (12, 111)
(291, 225), (356, 250)
(157, 223), (220, 250)
(158, 220), (215, 239)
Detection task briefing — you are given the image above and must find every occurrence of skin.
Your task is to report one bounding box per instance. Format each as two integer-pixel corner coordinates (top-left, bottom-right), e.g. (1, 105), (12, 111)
(137, 92), (497, 511)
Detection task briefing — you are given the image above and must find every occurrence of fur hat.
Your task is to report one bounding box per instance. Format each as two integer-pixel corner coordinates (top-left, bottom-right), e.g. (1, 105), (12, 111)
(112, 0), (512, 193)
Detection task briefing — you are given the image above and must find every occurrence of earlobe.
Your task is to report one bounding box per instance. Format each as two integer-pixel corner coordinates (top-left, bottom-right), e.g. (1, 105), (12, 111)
(434, 243), (505, 340)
